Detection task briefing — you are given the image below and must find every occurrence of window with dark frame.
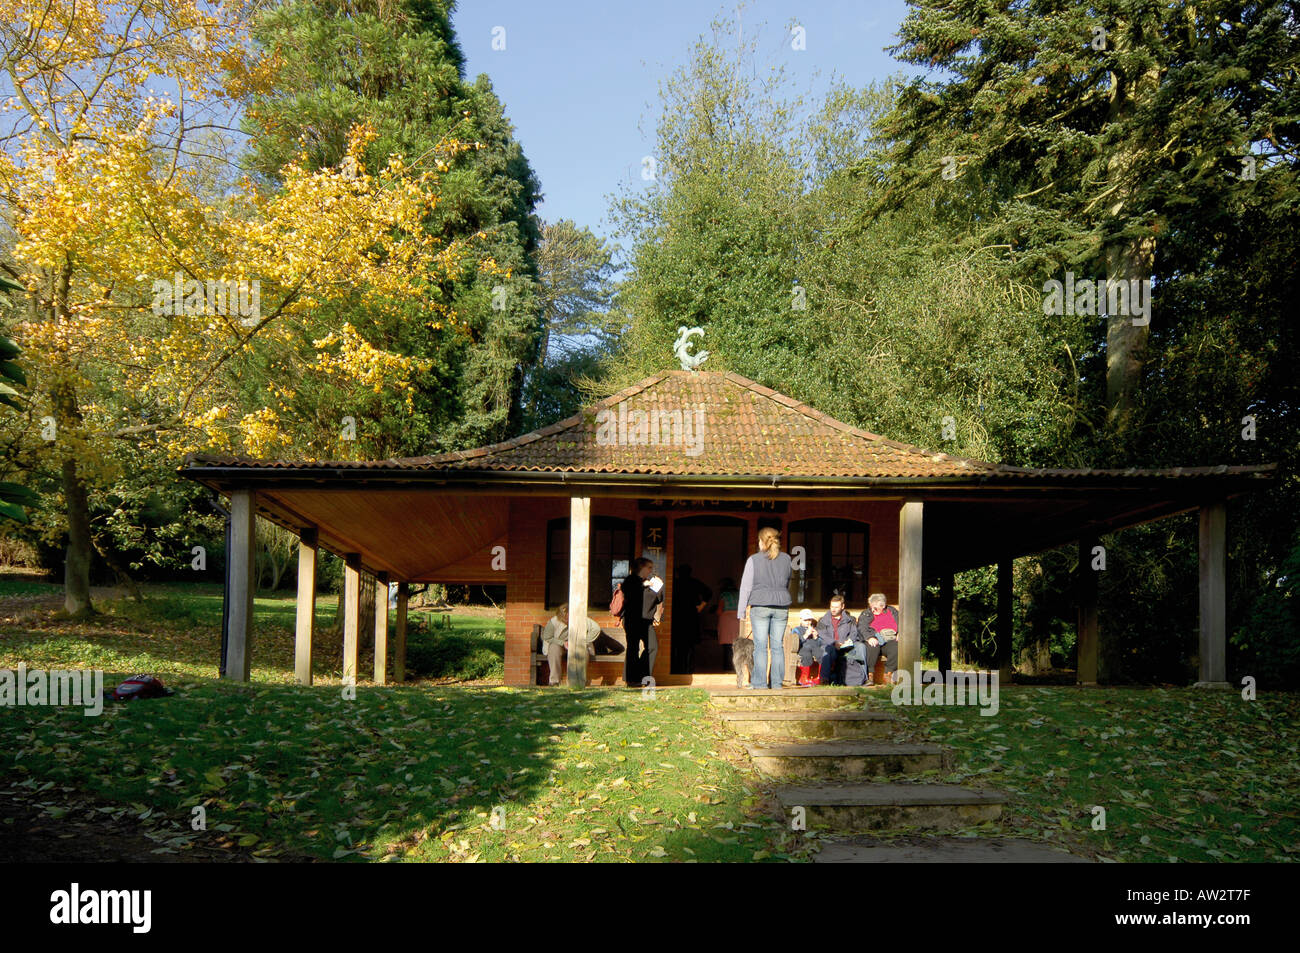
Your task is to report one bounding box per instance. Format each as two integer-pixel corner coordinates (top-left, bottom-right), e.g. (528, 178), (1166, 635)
(546, 517), (636, 609)
(788, 519), (869, 606)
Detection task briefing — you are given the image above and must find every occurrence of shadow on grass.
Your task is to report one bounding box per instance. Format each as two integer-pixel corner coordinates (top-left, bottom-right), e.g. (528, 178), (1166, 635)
(0, 681), (794, 862)
(2, 581), (793, 860)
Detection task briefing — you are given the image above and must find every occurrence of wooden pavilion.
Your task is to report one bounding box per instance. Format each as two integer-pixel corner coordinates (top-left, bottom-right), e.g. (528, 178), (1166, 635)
(180, 369), (1273, 688)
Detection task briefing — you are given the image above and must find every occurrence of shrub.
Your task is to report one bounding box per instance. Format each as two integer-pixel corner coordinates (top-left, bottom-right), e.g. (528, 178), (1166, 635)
(1235, 537), (1300, 690)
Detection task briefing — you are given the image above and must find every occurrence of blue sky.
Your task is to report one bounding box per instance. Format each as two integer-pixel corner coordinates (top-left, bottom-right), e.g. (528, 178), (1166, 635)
(451, 1), (917, 242)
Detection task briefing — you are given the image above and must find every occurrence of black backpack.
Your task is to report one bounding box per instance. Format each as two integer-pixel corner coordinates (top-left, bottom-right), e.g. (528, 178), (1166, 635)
(111, 674), (174, 701)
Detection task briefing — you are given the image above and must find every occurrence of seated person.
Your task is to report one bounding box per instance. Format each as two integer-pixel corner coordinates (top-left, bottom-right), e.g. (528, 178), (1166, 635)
(794, 608), (821, 685)
(541, 603), (600, 686)
(862, 593), (901, 685)
(815, 594), (867, 686)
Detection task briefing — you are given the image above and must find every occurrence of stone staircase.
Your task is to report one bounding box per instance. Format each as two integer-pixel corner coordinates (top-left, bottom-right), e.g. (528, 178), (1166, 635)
(710, 686), (1090, 861)
(712, 686), (1007, 827)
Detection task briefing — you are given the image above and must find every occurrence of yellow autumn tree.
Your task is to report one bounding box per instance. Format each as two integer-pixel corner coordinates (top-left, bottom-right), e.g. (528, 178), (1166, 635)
(0, 2), (483, 615)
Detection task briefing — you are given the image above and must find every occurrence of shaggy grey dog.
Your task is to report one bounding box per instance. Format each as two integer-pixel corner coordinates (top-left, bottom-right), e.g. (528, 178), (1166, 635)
(732, 635), (755, 688)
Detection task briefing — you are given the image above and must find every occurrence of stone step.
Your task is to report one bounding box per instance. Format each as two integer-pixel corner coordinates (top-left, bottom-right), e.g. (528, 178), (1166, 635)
(813, 836), (1092, 863)
(708, 687), (862, 711)
(717, 709), (900, 741)
(774, 782), (1007, 832)
(682, 674), (746, 688)
(746, 741), (950, 779)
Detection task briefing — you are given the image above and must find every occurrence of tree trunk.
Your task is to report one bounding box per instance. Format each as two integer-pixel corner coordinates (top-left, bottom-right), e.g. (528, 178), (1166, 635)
(1103, 28), (1162, 439)
(1104, 236), (1155, 435)
(61, 456), (94, 617)
(951, 595), (964, 665)
(358, 573), (376, 653)
(330, 583), (346, 637)
(265, 541), (290, 591)
(1017, 556), (1054, 675)
(93, 534), (142, 602)
(329, 570), (377, 650)
(49, 258), (94, 617)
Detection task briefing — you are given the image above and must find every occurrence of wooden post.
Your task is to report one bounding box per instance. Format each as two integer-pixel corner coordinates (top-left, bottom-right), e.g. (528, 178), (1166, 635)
(936, 572), (954, 676)
(394, 582), (408, 683)
(1077, 537), (1099, 686)
(374, 572), (389, 685)
(567, 496), (591, 689)
(1195, 502), (1230, 688)
(225, 489), (257, 681)
(294, 528), (317, 686)
(343, 555), (361, 685)
(996, 558), (1013, 683)
(898, 500), (924, 674)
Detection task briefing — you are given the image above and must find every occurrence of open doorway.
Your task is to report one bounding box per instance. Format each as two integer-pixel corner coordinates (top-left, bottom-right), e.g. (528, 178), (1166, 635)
(672, 516), (748, 673)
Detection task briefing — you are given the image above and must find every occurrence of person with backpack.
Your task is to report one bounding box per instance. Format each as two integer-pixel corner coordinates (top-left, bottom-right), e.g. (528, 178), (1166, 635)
(616, 557), (657, 687)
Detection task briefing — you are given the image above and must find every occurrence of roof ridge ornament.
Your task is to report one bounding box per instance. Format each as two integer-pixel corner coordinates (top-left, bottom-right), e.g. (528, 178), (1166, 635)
(673, 326), (709, 372)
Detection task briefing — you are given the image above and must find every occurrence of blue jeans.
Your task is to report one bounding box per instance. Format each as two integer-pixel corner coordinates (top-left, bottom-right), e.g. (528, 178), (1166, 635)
(821, 646), (844, 686)
(750, 606), (790, 689)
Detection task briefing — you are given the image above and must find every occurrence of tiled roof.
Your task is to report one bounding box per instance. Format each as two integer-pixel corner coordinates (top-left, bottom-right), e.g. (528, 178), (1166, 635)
(188, 370), (1000, 478)
(182, 369), (1277, 486)
(418, 370), (998, 477)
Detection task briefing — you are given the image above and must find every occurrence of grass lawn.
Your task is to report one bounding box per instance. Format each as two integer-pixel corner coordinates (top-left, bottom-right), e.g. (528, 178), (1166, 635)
(0, 578), (792, 861)
(0, 576), (504, 683)
(863, 682), (1300, 863)
(2, 680), (793, 862)
(2, 578), (1297, 862)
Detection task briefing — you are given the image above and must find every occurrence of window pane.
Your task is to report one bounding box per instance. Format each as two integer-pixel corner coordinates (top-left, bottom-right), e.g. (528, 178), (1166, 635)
(611, 559), (629, 601)
(591, 528), (613, 606)
(546, 518), (634, 608)
(547, 556), (567, 606)
(805, 530), (825, 605)
(788, 520), (868, 607)
(788, 531), (807, 603)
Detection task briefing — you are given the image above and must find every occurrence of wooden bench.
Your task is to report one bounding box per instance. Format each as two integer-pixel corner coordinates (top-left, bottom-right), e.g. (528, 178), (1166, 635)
(803, 647), (892, 686)
(531, 623), (627, 686)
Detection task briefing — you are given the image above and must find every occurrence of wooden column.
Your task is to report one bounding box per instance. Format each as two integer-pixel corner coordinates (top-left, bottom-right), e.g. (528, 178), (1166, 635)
(294, 528), (317, 686)
(936, 572), (954, 676)
(225, 490), (257, 681)
(394, 582), (408, 683)
(374, 573), (390, 685)
(1196, 502), (1230, 688)
(342, 555), (361, 684)
(996, 558), (1014, 682)
(1076, 537), (1099, 686)
(567, 496), (591, 689)
(898, 500), (924, 674)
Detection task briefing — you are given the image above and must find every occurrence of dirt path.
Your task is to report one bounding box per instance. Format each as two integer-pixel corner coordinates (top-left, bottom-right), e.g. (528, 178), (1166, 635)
(0, 783), (316, 863)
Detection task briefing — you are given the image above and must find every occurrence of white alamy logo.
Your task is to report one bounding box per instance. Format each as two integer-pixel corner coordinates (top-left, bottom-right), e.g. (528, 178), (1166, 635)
(595, 404), (706, 458)
(890, 664), (999, 717)
(1042, 271), (1151, 326)
(0, 664), (103, 716)
(151, 273), (261, 326)
(50, 884), (151, 933)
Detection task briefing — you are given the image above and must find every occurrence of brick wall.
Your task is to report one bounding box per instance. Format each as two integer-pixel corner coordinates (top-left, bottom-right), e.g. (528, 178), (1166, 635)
(502, 496), (906, 686)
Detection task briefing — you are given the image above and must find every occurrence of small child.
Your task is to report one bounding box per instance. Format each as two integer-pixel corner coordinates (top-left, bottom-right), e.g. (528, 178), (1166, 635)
(793, 609), (821, 686)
